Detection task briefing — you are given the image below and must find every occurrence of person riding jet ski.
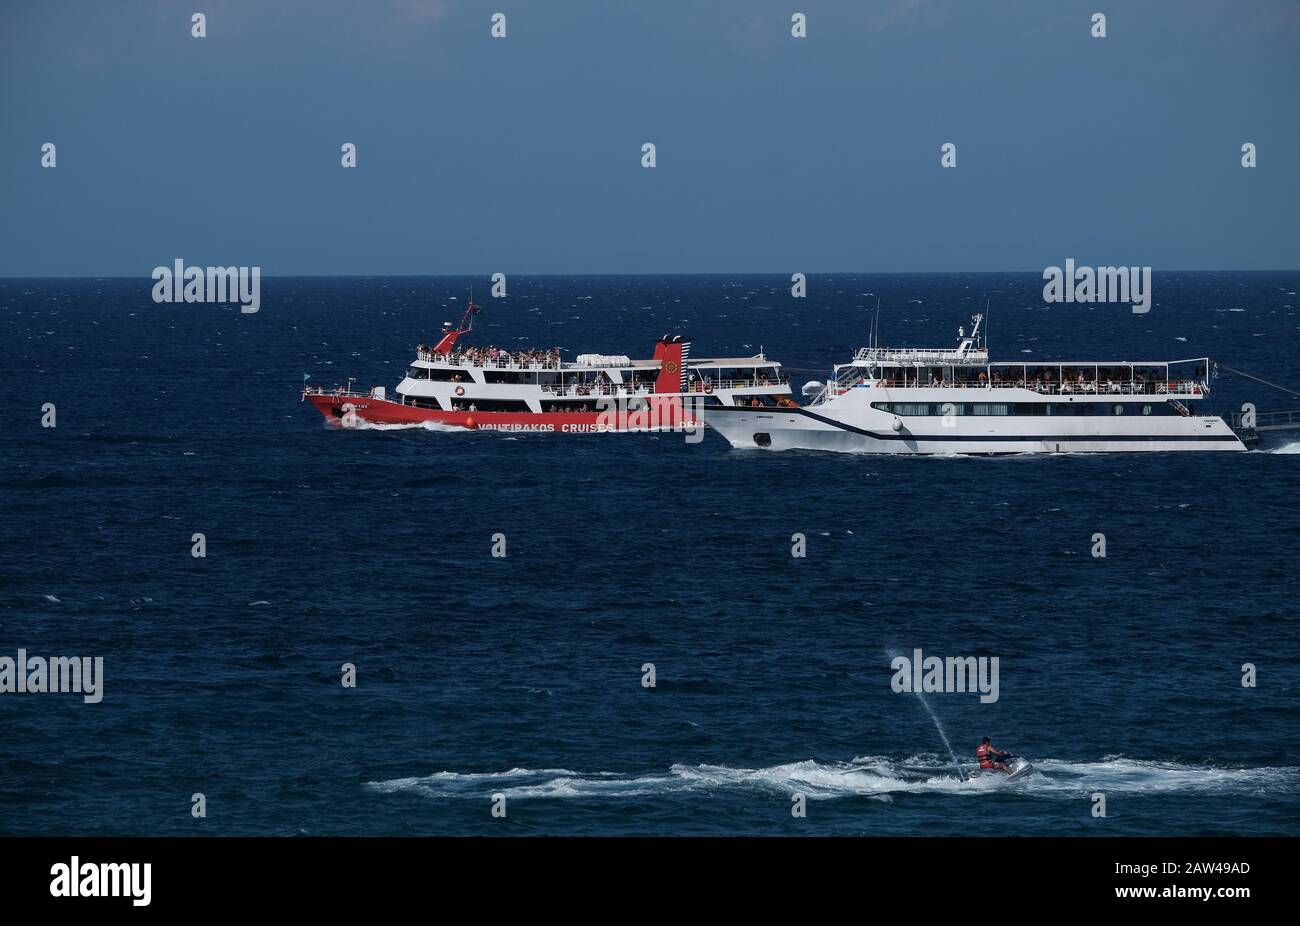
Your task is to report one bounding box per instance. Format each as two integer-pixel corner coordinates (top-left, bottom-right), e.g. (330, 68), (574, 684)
(976, 736), (1011, 774)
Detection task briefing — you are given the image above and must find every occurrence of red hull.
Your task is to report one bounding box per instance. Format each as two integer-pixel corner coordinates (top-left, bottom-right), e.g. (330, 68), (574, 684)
(305, 392), (696, 433)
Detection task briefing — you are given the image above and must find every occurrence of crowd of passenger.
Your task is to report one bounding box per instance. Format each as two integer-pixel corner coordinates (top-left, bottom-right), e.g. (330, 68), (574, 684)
(866, 367), (1196, 394)
(542, 381), (645, 396)
(687, 372), (783, 390)
(416, 344), (561, 367)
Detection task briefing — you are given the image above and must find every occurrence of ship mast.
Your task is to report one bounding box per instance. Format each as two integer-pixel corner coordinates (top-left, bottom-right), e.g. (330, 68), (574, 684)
(431, 288), (480, 355)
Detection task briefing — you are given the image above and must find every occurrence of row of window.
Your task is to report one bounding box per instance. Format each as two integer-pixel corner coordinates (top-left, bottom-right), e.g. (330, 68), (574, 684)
(406, 366), (664, 388)
(405, 397), (668, 413)
(405, 397), (531, 411)
(406, 367), (467, 382)
(872, 402), (1174, 417)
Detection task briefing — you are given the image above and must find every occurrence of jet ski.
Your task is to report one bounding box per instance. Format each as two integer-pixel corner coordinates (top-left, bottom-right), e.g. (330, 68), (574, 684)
(968, 755), (1033, 781)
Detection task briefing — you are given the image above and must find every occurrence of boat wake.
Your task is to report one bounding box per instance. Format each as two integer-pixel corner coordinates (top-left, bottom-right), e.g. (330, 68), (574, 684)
(349, 419), (468, 433)
(367, 756), (1299, 802)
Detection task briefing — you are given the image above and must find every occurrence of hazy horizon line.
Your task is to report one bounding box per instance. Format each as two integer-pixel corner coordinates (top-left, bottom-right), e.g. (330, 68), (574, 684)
(2, 268), (1298, 282)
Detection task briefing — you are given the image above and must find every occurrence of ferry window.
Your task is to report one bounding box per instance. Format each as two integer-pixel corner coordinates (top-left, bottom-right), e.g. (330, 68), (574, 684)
(1113, 404), (1124, 415)
(449, 399), (531, 412)
(426, 368), (468, 382)
(874, 402), (943, 416)
(1142, 404), (1152, 416)
(972, 404), (1009, 416)
(407, 366), (430, 379)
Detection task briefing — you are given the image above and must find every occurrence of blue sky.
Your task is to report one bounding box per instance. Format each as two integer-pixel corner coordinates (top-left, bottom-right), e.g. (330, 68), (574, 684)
(1, 0), (1297, 275)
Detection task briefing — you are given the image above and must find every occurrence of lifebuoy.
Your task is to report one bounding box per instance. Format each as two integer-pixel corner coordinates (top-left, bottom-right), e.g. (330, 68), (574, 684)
(703, 383), (714, 394)
(454, 385), (466, 397)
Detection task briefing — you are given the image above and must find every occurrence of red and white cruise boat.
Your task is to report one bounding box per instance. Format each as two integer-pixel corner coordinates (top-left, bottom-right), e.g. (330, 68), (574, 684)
(303, 300), (794, 433)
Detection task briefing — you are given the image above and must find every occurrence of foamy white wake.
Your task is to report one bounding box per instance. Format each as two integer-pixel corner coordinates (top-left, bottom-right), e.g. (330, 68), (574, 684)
(366, 756), (1299, 802)
(352, 419), (467, 433)
(1266, 439), (1300, 454)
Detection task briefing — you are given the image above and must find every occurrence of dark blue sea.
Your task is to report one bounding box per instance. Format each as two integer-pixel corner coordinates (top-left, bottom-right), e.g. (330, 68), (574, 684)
(2, 273), (1298, 836)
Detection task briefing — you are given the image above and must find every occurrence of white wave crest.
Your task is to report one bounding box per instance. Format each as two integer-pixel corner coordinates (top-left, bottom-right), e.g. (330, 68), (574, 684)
(367, 756), (1300, 802)
(350, 419), (467, 433)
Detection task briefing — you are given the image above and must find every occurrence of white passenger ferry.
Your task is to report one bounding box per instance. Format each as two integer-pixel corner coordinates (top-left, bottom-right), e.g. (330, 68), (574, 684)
(701, 314), (1246, 453)
(304, 300), (794, 432)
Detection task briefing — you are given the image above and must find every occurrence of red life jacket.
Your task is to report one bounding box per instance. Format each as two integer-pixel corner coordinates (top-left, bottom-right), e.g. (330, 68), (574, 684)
(977, 744), (995, 768)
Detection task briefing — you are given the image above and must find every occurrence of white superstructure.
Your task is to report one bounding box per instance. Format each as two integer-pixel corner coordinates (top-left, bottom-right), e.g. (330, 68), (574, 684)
(395, 341), (793, 415)
(702, 314), (1246, 453)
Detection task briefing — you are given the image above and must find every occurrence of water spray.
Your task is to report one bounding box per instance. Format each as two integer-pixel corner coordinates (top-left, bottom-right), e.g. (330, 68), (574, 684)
(887, 647), (967, 781)
(915, 690), (966, 782)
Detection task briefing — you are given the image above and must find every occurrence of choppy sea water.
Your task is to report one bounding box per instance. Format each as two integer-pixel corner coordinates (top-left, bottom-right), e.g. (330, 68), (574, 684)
(1, 272), (1298, 835)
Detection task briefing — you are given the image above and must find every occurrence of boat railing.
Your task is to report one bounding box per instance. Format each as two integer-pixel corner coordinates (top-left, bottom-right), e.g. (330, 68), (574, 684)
(1227, 408), (1300, 431)
(302, 386), (376, 399)
(861, 379), (1205, 396)
(687, 377), (789, 391)
(540, 383), (658, 397)
(416, 350), (563, 370)
(854, 347), (989, 364)
(518, 377), (790, 393)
